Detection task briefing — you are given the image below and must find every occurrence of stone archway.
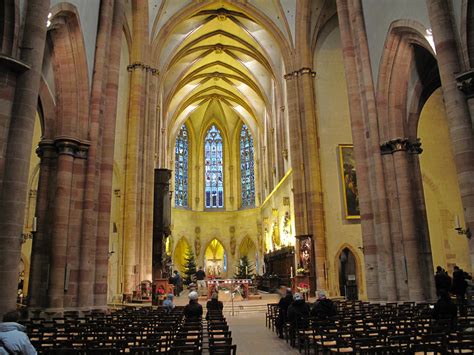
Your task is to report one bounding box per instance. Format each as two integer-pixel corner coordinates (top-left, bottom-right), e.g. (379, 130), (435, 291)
(239, 237), (257, 273)
(204, 239), (227, 278)
(337, 247), (359, 300)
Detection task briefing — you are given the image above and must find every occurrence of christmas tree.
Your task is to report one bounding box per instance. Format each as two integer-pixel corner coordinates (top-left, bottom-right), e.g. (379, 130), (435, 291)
(183, 247), (197, 285)
(234, 255), (254, 279)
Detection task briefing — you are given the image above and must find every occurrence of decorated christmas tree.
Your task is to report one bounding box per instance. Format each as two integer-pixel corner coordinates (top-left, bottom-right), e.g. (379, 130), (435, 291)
(183, 247), (197, 285)
(234, 255), (254, 279)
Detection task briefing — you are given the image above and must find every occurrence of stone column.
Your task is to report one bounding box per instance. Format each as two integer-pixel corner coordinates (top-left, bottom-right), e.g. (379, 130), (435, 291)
(0, 0), (50, 317)
(47, 139), (77, 310)
(336, 0), (397, 300)
(123, 0), (149, 294)
(94, 0), (124, 307)
(77, 0), (115, 309)
(427, 0), (474, 268)
(28, 140), (56, 309)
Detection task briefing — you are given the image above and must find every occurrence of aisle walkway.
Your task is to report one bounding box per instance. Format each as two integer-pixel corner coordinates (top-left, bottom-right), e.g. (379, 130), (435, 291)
(227, 312), (300, 354)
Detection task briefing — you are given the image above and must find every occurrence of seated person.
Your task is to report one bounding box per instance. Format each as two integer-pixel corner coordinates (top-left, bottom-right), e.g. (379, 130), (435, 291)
(184, 291), (203, 319)
(0, 310), (37, 355)
(310, 290), (337, 320)
(432, 289), (457, 327)
(162, 293), (175, 313)
(206, 292), (224, 319)
(276, 288), (293, 339)
(287, 292), (310, 330)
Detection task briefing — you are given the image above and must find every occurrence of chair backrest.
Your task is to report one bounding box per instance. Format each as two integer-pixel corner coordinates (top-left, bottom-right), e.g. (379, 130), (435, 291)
(209, 343), (237, 355)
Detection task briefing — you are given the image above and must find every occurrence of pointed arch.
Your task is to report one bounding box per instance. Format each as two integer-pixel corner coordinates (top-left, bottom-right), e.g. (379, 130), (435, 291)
(334, 244), (363, 299)
(173, 237), (191, 274)
(204, 238), (227, 277)
(47, 3), (90, 138)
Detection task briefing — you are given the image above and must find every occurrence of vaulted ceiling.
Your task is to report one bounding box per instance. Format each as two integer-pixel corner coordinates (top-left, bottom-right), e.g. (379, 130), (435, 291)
(153, 3), (288, 143)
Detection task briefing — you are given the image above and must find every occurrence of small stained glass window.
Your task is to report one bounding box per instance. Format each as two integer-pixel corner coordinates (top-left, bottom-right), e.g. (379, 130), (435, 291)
(240, 124), (255, 207)
(175, 124), (188, 207)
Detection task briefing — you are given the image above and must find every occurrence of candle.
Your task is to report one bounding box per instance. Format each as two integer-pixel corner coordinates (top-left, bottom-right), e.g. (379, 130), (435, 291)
(245, 266), (248, 275)
(455, 215), (461, 230)
(263, 263), (266, 274)
(32, 217), (37, 232)
(290, 266), (293, 278)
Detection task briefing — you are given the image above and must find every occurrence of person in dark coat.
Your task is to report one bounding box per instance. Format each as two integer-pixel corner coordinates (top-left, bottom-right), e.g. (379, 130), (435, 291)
(287, 293), (310, 344)
(184, 291), (203, 320)
(206, 292), (223, 320)
(276, 288), (293, 339)
(452, 266), (468, 315)
(310, 290), (337, 320)
(432, 289), (457, 329)
(171, 270), (183, 296)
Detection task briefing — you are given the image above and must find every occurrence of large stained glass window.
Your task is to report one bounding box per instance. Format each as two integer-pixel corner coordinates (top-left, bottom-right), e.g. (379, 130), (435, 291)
(240, 124), (255, 207)
(205, 125), (224, 208)
(175, 124), (188, 207)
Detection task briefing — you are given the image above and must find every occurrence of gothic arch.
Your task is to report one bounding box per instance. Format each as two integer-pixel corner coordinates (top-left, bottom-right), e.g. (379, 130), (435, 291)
(0, 0), (19, 55)
(47, 3), (90, 138)
(173, 237), (191, 274)
(238, 236), (257, 261)
(204, 237), (228, 277)
(377, 20), (437, 140)
(334, 244), (363, 298)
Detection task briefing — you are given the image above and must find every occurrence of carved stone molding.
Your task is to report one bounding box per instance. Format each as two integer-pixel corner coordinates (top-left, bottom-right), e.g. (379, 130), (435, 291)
(284, 67), (316, 80)
(127, 62), (159, 75)
(36, 140), (56, 159)
(456, 69), (474, 98)
(380, 138), (422, 155)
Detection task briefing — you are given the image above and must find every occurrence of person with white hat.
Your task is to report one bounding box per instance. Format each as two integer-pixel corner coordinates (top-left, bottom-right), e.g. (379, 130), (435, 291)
(184, 291), (203, 319)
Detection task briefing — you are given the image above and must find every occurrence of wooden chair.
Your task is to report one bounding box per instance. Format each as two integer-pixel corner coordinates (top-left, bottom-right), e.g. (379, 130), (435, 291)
(209, 344), (237, 355)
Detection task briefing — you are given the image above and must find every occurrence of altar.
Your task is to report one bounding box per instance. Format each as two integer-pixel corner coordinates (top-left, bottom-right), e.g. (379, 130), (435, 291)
(206, 279), (252, 300)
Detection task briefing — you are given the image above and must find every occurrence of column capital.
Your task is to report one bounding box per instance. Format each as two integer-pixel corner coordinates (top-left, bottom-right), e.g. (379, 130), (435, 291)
(127, 62), (159, 75)
(36, 139), (56, 158)
(284, 67), (316, 80)
(380, 138), (423, 155)
(455, 69), (474, 99)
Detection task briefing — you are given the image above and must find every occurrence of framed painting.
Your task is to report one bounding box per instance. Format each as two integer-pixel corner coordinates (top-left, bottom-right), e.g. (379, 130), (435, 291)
(338, 145), (360, 219)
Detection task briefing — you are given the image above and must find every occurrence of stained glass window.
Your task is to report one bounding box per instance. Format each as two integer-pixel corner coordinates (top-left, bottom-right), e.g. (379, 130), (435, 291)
(240, 124), (255, 207)
(205, 125), (224, 208)
(175, 124), (188, 207)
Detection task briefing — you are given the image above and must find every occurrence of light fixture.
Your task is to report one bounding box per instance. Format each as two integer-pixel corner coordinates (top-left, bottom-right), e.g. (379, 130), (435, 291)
(454, 215), (471, 239)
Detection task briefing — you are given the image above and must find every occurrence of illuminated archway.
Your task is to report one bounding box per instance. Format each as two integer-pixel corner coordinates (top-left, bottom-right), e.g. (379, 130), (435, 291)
(238, 237), (257, 272)
(204, 239), (227, 278)
(173, 238), (191, 274)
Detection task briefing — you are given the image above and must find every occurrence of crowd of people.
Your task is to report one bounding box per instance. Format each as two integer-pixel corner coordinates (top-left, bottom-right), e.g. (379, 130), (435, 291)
(434, 265), (472, 318)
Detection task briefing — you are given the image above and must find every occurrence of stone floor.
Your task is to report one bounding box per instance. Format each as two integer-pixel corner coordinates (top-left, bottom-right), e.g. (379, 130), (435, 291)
(172, 291), (303, 354)
(227, 312), (300, 354)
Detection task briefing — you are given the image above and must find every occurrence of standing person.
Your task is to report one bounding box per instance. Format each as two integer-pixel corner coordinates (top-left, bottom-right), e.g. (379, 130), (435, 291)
(276, 288), (293, 339)
(452, 266), (468, 315)
(184, 291), (203, 320)
(434, 266), (451, 296)
(206, 292), (224, 320)
(310, 290), (337, 320)
(0, 310), (37, 355)
(171, 270), (183, 296)
(196, 266), (207, 296)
